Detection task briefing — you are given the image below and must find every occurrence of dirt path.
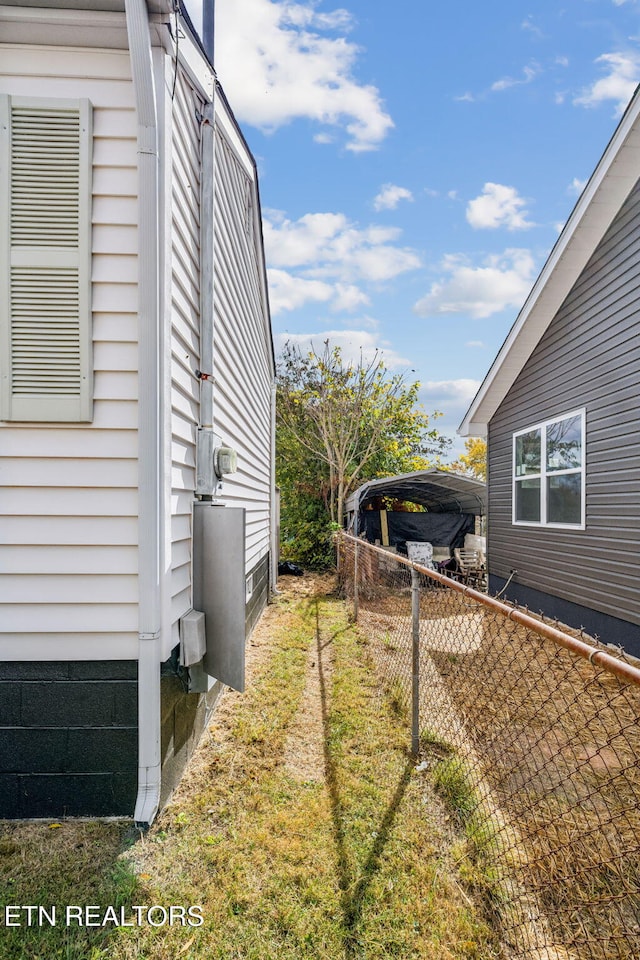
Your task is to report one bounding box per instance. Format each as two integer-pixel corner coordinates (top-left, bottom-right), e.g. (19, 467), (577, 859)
(281, 636), (332, 782)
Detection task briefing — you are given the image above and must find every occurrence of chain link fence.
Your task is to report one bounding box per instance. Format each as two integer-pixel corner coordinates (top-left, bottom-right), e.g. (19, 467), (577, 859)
(337, 532), (640, 960)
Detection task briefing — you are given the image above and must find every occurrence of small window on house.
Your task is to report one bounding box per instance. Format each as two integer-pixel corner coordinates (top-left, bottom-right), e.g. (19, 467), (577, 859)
(513, 410), (585, 527)
(0, 95), (93, 422)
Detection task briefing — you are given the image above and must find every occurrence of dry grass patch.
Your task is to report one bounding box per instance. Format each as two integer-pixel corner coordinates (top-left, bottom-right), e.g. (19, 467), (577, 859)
(1, 577), (503, 960)
(105, 583), (501, 959)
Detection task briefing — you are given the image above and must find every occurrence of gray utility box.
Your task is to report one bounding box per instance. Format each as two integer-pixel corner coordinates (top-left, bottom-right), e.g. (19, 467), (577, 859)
(192, 503), (246, 692)
(180, 609), (207, 666)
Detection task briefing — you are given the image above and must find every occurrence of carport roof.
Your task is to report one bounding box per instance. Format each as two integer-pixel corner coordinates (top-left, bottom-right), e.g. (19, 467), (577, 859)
(346, 469), (486, 518)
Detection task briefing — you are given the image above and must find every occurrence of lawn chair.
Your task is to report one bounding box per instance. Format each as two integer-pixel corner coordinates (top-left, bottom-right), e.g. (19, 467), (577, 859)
(453, 548), (486, 590)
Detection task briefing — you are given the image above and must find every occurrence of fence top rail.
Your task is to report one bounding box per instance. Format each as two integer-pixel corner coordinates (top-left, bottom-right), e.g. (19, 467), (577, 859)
(340, 532), (640, 690)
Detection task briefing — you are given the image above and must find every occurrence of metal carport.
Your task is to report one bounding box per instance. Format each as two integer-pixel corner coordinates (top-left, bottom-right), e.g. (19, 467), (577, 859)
(347, 469), (485, 523)
(346, 468), (486, 541)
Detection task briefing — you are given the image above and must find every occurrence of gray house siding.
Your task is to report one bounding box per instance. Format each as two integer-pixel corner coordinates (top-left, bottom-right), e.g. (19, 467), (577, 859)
(488, 178), (640, 649)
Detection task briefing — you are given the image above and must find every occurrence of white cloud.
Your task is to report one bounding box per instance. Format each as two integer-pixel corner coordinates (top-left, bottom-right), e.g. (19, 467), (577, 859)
(521, 16), (544, 39)
(413, 249), (536, 319)
(214, 0), (393, 151)
(263, 211), (348, 268)
(573, 52), (640, 116)
(422, 378), (482, 407)
(491, 62), (541, 92)
(263, 210), (422, 282)
(567, 177), (587, 196)
(330, 283), (371, 312)
(419, 379), (482, 452)
(457, 55), (556, 105)
(465, 340), (485, 348)
(263, 208), (422, 315)
(329, 241), (421, 283)
(282, 6), (354, 30)
(267, 269), (334, 314)
(274, 329), (411, 369)
(267, 271), (371, 316)
(466, 183), (534, 231)
(373, 183), (414, 211)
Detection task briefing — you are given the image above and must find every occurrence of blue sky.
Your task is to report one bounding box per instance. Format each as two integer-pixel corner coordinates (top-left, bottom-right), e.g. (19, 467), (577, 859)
(195, 0), (639, 455)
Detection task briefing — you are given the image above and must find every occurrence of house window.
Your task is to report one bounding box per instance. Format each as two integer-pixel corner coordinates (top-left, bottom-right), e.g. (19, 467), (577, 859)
(513, 410), (585, 527)
(0, 95), (93, 422)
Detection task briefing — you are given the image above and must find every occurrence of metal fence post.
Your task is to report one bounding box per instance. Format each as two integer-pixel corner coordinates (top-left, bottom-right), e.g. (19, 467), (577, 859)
(353, 538), (359, 622)
(411, 566), (420, 757)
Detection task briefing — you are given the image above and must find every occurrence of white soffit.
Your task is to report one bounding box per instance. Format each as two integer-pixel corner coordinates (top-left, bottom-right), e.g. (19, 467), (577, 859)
(0, 2), (172, 47)
(0, 1), (172, 11)
(459, 86), (640, 437)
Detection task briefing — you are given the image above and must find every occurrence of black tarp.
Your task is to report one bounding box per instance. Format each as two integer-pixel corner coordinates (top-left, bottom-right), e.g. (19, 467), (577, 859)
(360, 510), (474, 552)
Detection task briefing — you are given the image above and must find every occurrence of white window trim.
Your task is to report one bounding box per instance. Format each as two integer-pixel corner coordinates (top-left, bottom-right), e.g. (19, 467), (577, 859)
(512, 408), (586, 530)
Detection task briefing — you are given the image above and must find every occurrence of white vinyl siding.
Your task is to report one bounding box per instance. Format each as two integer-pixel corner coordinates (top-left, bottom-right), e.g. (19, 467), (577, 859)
(163, 71), (274, 652)
(0, 94), (92, 421)
(0, 46), (138, 662)
(213, 110), (273, 577)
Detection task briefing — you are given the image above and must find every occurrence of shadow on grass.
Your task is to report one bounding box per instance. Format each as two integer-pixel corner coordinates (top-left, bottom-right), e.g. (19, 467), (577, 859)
(312, 597), (414, 959)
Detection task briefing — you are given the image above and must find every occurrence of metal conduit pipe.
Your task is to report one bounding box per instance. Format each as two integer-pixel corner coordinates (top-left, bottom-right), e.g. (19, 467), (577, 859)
(124, 0), (163, 828)
(195, 97), (217, 499)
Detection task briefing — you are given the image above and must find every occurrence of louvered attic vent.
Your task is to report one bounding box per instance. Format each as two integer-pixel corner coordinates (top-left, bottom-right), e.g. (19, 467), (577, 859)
(1, 96), (93, 422)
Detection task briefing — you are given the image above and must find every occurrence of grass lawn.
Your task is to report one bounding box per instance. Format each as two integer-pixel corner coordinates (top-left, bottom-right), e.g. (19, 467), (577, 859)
(0, 577), (502, 959)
